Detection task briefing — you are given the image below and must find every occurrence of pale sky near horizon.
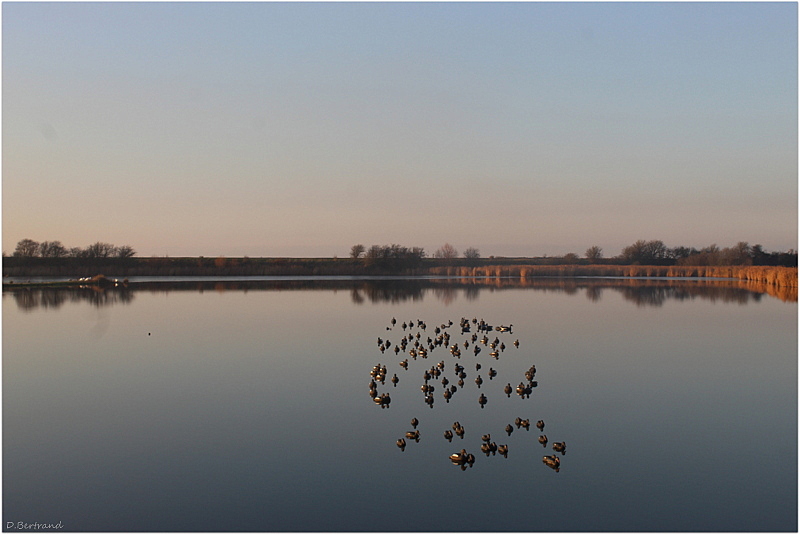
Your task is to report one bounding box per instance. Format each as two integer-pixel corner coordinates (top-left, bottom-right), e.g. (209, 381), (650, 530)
(3, 2), (797, 258)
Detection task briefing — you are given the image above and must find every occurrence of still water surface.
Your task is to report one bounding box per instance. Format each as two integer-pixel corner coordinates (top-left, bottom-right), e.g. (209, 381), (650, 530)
(3, 278), (797, 531)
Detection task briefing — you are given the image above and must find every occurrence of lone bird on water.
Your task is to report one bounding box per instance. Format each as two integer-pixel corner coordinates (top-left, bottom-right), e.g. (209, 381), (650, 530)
(450, 449), (468, 463)
(543, 455), (560, 472)
(405, 430), (420, 442)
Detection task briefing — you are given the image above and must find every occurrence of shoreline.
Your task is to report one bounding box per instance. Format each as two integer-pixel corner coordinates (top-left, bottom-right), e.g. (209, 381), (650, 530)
(4, 273), (796, 304)
(4, 263), (796, 288)
(4, 265), (797, 288)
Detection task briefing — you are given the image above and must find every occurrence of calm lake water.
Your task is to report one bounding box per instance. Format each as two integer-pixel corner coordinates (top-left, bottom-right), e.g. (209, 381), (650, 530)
(3, 278), (797, 532)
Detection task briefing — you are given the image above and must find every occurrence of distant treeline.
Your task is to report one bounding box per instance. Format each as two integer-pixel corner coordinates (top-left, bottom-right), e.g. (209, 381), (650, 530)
(615, 240), (796, 267)
(4, 238), (796, 281)
(348, 240), (797, 267)
(9, 239), (135, 259)
(8, 237), (797, 266)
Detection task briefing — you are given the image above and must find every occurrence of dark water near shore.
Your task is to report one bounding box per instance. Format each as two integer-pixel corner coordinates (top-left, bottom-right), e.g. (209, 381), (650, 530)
(3, 279), (797, 531)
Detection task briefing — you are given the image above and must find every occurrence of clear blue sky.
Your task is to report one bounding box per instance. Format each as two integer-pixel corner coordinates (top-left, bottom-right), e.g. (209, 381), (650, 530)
(3, 2), (797, 257)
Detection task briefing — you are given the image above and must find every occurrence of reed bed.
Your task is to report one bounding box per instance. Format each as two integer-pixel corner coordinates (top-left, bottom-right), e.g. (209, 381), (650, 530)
(428, 264), (798, 288)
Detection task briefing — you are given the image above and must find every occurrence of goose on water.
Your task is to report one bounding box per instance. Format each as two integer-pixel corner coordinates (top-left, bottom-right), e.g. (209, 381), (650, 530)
(450, 449), (468, 464)
(543, 455), (560, 471)
(405, 430), (420, 442)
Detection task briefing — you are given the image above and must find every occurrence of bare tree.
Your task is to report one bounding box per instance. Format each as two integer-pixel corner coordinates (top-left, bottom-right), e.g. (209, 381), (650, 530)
(69, 246), (88, 258)
(13, 239), (39, 257)
(364, 245), (383, 267)
(40, 240), (68, 258)
(434, 243), (458, 259)
(350, 244), (365, 259)
(585, 246), (603, 262)
(116, 245), (136, 259)
(85, 242), (117, 258)
(463, 246), (480, 266)
(463, 247), (480, 259)
(620, 240), (668, 264)
(362, 244), (425, 270)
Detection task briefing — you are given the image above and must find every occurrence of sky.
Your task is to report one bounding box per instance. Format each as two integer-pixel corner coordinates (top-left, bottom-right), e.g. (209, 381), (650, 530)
(2, 2), (797, 258)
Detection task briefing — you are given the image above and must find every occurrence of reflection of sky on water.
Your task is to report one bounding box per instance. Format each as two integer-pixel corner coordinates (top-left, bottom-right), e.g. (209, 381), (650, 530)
(3, 281), (796, 531)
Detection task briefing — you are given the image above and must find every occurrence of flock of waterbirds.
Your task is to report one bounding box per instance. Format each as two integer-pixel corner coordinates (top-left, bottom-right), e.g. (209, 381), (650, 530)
(368, 316), (567, 472)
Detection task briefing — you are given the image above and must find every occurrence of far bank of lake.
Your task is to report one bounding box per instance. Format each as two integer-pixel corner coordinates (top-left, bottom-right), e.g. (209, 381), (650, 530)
(3, 256), (797, 291)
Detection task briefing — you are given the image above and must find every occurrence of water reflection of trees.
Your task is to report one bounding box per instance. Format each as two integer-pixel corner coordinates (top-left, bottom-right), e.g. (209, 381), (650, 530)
(6, 286), (135, 312)
(354, 282), (425, 304)
(617, 285), (764, 307)
(3, 277), (790, 311)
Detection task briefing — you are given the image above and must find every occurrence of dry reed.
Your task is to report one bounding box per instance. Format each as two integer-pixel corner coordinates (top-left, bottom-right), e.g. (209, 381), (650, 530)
(428, 264), (798, 288)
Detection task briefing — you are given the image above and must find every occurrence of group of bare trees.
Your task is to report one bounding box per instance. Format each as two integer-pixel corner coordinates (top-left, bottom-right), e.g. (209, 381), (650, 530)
(349, 244), (425, 271)
(10, 238), (136, 259)
(546, 240), (797, 267)
(350, 243), (481, 265)
(573, 240), (795, 267)
(616, 240), (795, 266)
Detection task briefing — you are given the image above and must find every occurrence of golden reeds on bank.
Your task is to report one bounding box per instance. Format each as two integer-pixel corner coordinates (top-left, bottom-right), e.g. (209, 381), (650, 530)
(429, 264), (798, 288)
